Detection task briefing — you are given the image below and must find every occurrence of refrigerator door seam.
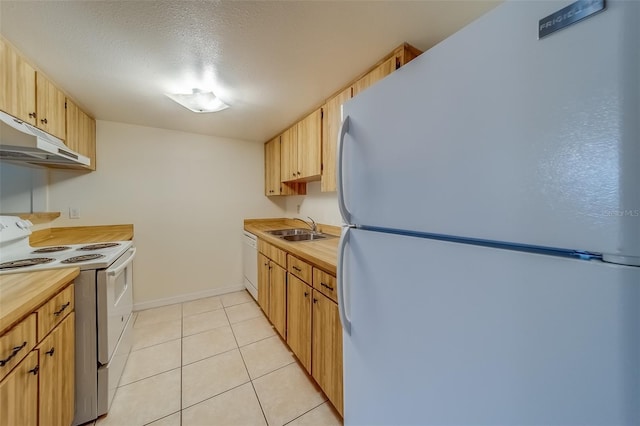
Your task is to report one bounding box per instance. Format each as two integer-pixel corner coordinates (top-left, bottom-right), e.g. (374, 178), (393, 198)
(359, 225), (610, 263)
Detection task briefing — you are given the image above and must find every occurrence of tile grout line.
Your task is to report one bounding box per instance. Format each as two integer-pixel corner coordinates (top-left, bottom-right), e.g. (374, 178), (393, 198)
(181, 380), (252, 411)
(181, 332), (277, 368)
(131, 336), (182, 353)
(224, 304), (270, 426)
(282, 400), (328, 426)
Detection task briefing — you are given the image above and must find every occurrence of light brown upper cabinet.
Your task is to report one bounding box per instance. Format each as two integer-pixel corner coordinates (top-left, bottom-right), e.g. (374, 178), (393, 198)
(296, 108), (322, 180)
(265, 136), (306, 196)
(36, 73), (66, 140)
(66, 98), (97, 171)
(0, 39), (37, 126)
(353, 55), (397, 97)
(321, 87), (352, 192)
(265, 136), (281, 196)
(281, 108), (322, 183)
(1, 37), (98, 171)
(280, 125), (298, 182)
(320, 44), (421, 192)
(263, 43), (421, 194)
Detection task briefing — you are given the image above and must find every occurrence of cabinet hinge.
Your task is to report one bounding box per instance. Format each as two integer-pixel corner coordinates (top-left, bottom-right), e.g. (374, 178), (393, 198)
(320, 108), (324, 119)
(64, 101), (67, 109)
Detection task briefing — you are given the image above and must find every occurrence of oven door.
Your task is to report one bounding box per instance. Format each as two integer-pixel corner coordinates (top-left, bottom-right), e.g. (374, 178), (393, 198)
(97, 247), (136, 365)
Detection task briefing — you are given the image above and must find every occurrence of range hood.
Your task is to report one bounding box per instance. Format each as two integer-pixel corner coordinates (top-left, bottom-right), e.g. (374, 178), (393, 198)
(0, 110), (90, 168)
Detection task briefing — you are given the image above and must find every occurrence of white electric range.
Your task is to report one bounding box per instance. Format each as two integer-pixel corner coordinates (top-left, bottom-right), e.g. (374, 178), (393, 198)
(0, 215), (136, 425)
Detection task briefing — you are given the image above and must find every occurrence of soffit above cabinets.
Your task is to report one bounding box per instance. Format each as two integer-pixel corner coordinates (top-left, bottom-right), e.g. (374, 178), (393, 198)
(0, 1), (500, 142)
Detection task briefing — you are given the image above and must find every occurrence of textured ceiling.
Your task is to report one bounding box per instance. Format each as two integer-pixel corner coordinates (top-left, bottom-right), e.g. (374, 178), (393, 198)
(0, 1), (500, 142)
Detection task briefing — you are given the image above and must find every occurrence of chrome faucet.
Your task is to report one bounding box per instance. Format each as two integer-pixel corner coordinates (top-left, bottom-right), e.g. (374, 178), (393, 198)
(293, 217), (318, 234)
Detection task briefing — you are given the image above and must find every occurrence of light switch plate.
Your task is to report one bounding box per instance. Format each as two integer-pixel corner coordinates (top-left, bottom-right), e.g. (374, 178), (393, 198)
(69, 207), (80, 219)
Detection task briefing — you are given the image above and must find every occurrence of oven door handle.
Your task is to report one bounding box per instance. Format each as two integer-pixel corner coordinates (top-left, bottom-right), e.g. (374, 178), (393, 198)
(107, 248), (137, 276)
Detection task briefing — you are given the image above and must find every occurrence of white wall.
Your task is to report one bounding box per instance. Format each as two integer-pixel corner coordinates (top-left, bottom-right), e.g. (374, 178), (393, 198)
(48, 120), (286, 308)
(0, 162), (48, 213)
(284, 181), (340, 226)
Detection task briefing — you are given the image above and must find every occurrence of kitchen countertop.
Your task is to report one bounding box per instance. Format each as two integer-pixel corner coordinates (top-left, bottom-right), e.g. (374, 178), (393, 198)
(30, 224), (134, 246)
(244, 218), (340, 275)
(0, 268), (79, 333)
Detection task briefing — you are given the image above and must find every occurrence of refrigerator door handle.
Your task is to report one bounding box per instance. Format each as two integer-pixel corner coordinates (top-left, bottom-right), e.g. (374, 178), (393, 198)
(337, 225), (352, 335)
(337, 115), (351, 224)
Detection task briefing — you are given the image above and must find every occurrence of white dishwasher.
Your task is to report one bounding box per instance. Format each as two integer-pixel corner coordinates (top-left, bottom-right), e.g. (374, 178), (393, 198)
(242, 231), (258, 300)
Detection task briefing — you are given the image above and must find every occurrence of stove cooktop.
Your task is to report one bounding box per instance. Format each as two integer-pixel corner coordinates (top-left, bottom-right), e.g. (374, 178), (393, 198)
(0, 215), (134, 275)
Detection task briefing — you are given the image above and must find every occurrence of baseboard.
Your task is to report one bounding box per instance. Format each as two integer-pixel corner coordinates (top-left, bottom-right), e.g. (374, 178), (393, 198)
(133, 283), (246, 311)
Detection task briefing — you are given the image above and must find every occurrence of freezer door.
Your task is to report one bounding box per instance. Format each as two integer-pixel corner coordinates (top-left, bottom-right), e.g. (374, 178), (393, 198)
(341, 228), (640, 425)
(339, 0), (640, 263)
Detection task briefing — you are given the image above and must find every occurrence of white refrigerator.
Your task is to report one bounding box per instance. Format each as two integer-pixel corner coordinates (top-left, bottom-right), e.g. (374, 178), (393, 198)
(336, 0), (640, 425)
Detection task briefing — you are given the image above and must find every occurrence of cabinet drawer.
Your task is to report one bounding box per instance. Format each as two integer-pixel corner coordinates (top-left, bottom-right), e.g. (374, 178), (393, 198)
(313, 269), (337, 302)
(0, 314), (37, 382)
(36, 284), (74, 340)
(288, 255), (312, 283)
(258, 240), (287, 268)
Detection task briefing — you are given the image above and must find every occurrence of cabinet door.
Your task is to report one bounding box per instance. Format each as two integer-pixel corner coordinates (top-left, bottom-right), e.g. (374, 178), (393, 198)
(38, 312), (75, 426)
(280, 125), (298, 182)
(297, 108), (322, 180)
(36, 72), (66, 140)
(286, 275), (312, 373)
(321, 87), (352, 192)
(264, 137), (280, 196)
(65, 98), (96, 170)
(352, 55), (398, 97)
(269, 262), (287, 338)
(312, 290), (343, 415)
(258, 253), (271, 313)
(0, 350), (38, 426)
(0, 39), (37, 125)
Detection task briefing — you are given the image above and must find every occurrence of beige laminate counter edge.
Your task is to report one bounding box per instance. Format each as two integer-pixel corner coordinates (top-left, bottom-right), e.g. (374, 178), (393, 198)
(244, 219), (339, 275)
(0, 268), (79, 334)
(30, 224), (134, 246)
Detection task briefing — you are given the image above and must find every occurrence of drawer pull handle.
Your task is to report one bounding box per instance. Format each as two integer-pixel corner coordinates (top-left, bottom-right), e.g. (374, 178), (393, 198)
(321, 282), (335, 291)
(0, 341), (27, 367)
(28, 365), (39, 375)
(45, 348), (55, 357)
(54, 302), (70, 316)
(292, 266), (302, 272)
(40, 118), (48, 124)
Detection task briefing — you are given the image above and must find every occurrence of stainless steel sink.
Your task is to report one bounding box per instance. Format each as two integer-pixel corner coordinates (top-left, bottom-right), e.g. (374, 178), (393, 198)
(281, 233), (334, 242)
(266, 228), (311, 236)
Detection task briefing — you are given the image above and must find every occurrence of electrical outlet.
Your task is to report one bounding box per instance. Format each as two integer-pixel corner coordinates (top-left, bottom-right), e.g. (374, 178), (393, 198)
(296, 204), (301, 214)
(69, 207), (80, 219)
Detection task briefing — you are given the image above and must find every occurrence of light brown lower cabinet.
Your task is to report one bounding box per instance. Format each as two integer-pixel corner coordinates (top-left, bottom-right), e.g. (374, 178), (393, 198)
(0, 350), (38, 426)
(259, 239), (343, 416)
(257, 243), (287, 338)
(286, 275), (312, 373)
(258, 253), (271, 313)
(0, 283), (75, 426)
(269, 263), (287, 338)
(38, 312), (75, 426)
(311, 289), (344, 416)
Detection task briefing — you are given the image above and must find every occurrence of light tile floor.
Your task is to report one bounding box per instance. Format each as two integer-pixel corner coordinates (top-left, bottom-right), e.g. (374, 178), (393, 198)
(95, 291), (343, 426)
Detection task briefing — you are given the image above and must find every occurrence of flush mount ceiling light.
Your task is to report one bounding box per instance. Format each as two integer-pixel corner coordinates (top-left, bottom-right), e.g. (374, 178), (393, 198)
(165, 89), (229, 113)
